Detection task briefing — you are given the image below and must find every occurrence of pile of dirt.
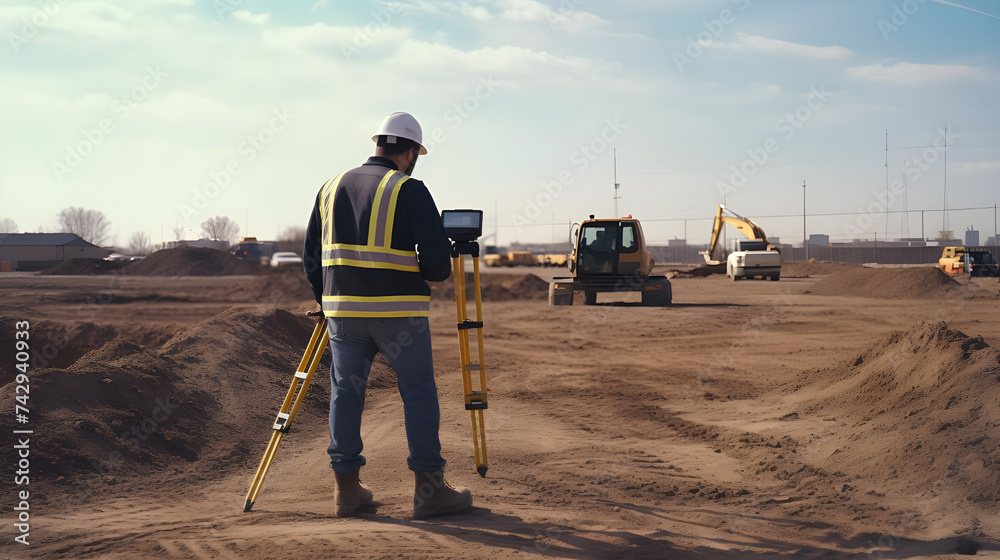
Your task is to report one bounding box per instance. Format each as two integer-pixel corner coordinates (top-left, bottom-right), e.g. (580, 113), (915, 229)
(431, 272), (550, 302)
(0, 307), (330, 495)
(781, 259), (859, 277)
(796, 322), (1000, 507)
(807, 266), (971, 298)
(683, 263), (726, 277)
(0, 318), (174, 386)
(123, 247), (262, 276)
(40, 258), (128, 275)
(481, 272), (550, 300)
(228, 268), (317, 304)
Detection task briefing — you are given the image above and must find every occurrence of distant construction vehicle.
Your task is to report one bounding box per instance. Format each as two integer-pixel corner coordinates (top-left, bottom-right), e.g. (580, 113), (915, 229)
(483, 250), (568, 267)
(699, 205), (781, 281)
(231, 236), (276, 265)
(549, 215), (671, 306)
(939, 246), (999, 277)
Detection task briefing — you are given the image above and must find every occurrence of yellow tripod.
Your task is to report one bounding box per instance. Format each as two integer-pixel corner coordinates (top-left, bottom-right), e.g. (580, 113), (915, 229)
(243, 311), (328, 512)
(451, 240), (489, 477)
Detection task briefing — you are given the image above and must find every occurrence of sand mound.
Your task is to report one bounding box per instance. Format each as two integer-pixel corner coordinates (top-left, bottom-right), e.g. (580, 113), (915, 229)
(808, 266), (969, 298)
(228, 268), (317, 304)
(781, 259), (858, 277)
(684, 263), (726, 277)
(484, 272), (550, 300)
(0, 318), (173, 386)
(797, 322), (1000, 506)
(431, 272), (550, 302)
(0, 307), (330, 495)
(123, 247), (261, 276)
(40, 258), (128, 275)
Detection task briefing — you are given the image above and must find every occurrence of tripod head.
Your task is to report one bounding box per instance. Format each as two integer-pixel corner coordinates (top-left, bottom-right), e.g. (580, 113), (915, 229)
(442, 209), (483, 257)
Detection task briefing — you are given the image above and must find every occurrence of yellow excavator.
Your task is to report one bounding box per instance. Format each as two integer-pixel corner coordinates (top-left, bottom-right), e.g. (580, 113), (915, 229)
(549, 215), (671, 306)
(699, 205), (782, 281)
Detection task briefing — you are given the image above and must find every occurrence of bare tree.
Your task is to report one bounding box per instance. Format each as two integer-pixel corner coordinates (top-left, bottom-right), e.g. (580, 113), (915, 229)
(128, 231), (153, 256)
(172, 225), (186, 241)
(276, 226), (306, 254)
(280, 225), (305, 244)
(200, 216), (240, 243)
(0, 217), (18, 233)
(57, 207), (111, 245)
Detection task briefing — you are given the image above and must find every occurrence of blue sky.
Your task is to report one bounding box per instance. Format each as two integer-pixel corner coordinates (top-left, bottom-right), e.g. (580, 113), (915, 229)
(1, 0), (998, 248)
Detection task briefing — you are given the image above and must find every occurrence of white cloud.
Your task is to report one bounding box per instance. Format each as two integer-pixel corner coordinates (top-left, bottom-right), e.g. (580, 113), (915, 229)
(384, 41), (616, 85)
(845, 59), (994, 86)
(398, 0), (607, 31)
(263, 22), (413, 54)
(958, 161), (1000, 175)
(310, 0), (327, 10)
(232, 10), (271, 25)
(496, 0), (608, 32)
(460, 3), (492, 21)
(710, 32), (854, 60)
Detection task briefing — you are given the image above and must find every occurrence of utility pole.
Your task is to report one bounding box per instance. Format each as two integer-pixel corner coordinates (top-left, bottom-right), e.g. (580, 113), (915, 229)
(803, 180), (808, 260)
(885, 130), (889, 239)
(943, 123), (949, 235)
(613, 149), (621, 218)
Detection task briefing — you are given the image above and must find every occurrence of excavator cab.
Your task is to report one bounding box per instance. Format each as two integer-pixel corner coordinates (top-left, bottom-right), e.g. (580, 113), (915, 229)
(575, 221), (642, 275)
(552, 216), (669, 306)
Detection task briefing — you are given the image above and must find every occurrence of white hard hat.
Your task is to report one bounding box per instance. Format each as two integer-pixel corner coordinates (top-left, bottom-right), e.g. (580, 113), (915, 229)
(372, 112), (428, 155)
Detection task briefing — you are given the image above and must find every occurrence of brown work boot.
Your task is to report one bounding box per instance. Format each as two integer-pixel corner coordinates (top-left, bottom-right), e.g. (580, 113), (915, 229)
(412, 470), (472, 519)
(334, 471), (373, 517)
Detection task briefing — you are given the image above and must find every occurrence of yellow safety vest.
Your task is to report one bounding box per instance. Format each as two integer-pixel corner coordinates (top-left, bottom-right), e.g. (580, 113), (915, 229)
(320, 169), (432, 318)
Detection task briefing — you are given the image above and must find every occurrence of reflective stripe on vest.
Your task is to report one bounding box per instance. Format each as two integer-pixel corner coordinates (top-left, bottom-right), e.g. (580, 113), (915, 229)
(321, 173), (344, 247)
(322, 295), (430, 318)
(322, 244), (419, 272)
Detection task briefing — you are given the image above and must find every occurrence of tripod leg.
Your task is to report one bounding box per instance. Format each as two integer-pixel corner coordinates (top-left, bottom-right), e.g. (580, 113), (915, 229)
(452, 251), (489, 477)
(244, 430), (284, 512)
(470, 255), (488, 476)
(243, 318), (329, 512)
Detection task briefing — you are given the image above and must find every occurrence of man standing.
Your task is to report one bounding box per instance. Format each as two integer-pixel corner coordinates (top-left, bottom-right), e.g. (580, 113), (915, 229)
(303, 112), (473, 518)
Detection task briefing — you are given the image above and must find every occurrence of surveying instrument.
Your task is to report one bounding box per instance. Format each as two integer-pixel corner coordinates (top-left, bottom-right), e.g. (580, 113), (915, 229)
(242, 209), (490, 512)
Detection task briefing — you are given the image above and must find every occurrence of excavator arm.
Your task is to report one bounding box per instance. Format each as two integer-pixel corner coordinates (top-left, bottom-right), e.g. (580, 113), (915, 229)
(701, 205), (776, 264)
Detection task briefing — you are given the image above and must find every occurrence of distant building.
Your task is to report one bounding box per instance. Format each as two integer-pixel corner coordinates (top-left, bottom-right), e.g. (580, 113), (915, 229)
(0, 233), (112, 271)
(965, 227), (980, 247)
(808, 234), (830, 247)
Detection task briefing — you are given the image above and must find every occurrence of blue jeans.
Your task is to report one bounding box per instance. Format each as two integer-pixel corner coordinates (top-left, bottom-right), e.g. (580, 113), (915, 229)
(326, 316), (446, 473)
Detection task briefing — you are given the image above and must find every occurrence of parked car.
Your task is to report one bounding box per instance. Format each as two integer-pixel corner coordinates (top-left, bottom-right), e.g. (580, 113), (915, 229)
(270, 252), (303, 267)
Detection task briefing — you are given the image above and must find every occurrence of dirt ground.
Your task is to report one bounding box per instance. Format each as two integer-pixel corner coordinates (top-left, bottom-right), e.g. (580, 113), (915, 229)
(2, 256), (1000, 559)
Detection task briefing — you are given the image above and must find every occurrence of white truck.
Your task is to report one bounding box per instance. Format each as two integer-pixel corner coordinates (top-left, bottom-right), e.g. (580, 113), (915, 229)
(727, 240), (781, 281)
